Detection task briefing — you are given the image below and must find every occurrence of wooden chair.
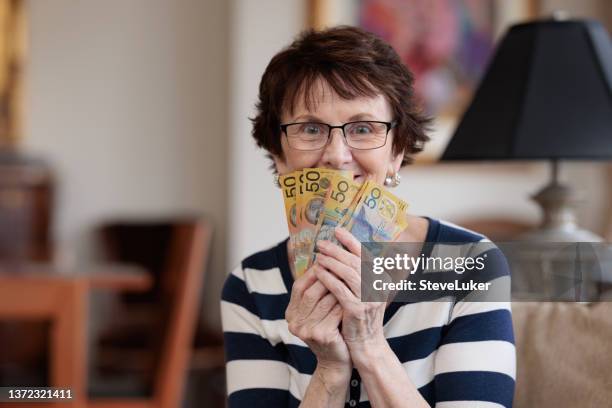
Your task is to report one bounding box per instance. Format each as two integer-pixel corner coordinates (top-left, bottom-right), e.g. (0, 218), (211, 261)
(0, 150), (53, 387)
(89, 217), (213, 408)
(0, 150), (53, 262)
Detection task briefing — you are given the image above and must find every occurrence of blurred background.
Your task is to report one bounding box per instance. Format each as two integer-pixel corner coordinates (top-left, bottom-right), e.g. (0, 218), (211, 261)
(0, 0), (611, 407)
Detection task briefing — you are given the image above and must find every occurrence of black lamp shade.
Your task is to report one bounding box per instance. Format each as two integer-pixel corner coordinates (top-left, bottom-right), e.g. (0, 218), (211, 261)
(442, 19), (612, 161)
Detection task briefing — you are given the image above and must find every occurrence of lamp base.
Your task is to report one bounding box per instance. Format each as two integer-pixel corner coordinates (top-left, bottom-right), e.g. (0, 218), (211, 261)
(521, 163), (603, 242)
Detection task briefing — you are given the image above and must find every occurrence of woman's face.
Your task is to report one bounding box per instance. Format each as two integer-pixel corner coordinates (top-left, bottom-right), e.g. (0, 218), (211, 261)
(274, 80), (404, 185)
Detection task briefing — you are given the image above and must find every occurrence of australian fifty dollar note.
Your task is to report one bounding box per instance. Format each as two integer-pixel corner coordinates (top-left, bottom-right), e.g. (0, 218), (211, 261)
(344, 180), (409, 253)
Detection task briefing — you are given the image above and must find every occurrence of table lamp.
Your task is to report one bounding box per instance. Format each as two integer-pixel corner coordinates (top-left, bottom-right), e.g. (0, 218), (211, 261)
(441, 14), (612, 242)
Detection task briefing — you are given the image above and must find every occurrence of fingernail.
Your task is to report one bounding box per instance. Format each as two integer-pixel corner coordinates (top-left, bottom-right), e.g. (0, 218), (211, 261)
(317, 240), (329, 249)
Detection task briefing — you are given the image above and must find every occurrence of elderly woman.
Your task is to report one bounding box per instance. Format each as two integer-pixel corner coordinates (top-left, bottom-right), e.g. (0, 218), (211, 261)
(221, 26), (515, 408)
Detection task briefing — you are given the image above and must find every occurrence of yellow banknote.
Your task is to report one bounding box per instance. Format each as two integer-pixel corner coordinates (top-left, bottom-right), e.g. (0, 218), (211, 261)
(294, 168), (336, 277)
(338, 178), (370, 228)
(311, 173), (362, 253)
(279, 171), (299, 260)
(344, 180), (409, 244)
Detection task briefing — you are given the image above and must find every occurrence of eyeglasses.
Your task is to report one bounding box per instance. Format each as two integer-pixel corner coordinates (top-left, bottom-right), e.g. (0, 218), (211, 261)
(279, 120), (397, 151)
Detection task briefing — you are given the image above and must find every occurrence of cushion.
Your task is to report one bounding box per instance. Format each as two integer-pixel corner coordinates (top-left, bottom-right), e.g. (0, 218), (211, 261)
(512, 302), (612, 407)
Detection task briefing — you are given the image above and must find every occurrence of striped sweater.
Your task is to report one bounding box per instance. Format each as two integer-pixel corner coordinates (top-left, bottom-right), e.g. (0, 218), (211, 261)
(221, 217), (516, 407)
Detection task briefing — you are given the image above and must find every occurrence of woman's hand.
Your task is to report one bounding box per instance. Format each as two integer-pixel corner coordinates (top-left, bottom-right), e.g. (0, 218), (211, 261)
(314, 228), (431, 408)
(285, 266), (351, 376)
(314, 227), (388, 363)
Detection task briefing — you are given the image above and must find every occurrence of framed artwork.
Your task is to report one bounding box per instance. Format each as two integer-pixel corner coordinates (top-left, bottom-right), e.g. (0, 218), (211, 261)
(0, 0), (26, 148)
(607, 166), (612, 241)
(307, 0), (538, 163)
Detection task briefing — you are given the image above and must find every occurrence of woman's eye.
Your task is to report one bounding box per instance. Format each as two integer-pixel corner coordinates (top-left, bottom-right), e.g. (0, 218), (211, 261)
(302, 124), (322, 134)
(348, 123), (373, 135)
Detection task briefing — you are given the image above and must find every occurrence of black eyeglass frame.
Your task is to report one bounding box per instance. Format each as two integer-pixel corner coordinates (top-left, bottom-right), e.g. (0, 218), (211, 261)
(279, 120), (398, 151)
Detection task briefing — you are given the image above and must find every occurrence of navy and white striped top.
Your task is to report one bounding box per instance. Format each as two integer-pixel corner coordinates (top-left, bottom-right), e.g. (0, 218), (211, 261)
(221, 217), (516, 407)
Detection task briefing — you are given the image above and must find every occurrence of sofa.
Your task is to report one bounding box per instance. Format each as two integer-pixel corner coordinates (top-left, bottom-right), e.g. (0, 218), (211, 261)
(512, 301), (612, 407)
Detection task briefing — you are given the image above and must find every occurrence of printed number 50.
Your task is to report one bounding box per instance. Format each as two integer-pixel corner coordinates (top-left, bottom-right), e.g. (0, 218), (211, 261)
(365, 188), (381, 209)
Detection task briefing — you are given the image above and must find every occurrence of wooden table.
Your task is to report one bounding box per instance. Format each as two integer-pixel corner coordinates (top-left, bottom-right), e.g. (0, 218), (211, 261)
(0, 263), (152, 407)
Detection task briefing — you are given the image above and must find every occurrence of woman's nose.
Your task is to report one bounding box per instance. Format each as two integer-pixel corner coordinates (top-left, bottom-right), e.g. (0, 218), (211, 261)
(321, 128), (352, 168)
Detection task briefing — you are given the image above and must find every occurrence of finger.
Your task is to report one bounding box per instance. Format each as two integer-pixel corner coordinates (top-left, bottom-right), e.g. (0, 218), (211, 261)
(304, 292), (338, 326)
(316, 253), (360, 297)
(334, 227), (361, 256)
(317, 239), (360, 272)
(296, 280), (329, 321)
(290, 266), (318, 303)
(286, 267), (318, 321)
(363, 269), (393, 303)
(314, 265), (357, 309)
(317, 303), (343, 332)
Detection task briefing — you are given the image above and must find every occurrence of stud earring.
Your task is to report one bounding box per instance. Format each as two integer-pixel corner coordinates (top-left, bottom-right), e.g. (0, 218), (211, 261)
(273, 174), (281, 188)
(384, 172), (401, 187)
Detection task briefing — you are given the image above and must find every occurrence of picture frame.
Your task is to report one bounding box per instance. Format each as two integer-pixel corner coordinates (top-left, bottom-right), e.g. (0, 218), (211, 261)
(0, 0), (26, 148)
(306, 0), (539, 164)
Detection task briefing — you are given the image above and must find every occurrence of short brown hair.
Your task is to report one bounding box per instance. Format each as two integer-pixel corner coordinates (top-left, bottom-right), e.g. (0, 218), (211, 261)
(251, 25), (430, 168)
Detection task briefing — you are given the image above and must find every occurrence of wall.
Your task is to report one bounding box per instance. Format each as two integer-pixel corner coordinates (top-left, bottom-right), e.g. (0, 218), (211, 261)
(228, 0), (304, 266)
(24, 0), (229, 328)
